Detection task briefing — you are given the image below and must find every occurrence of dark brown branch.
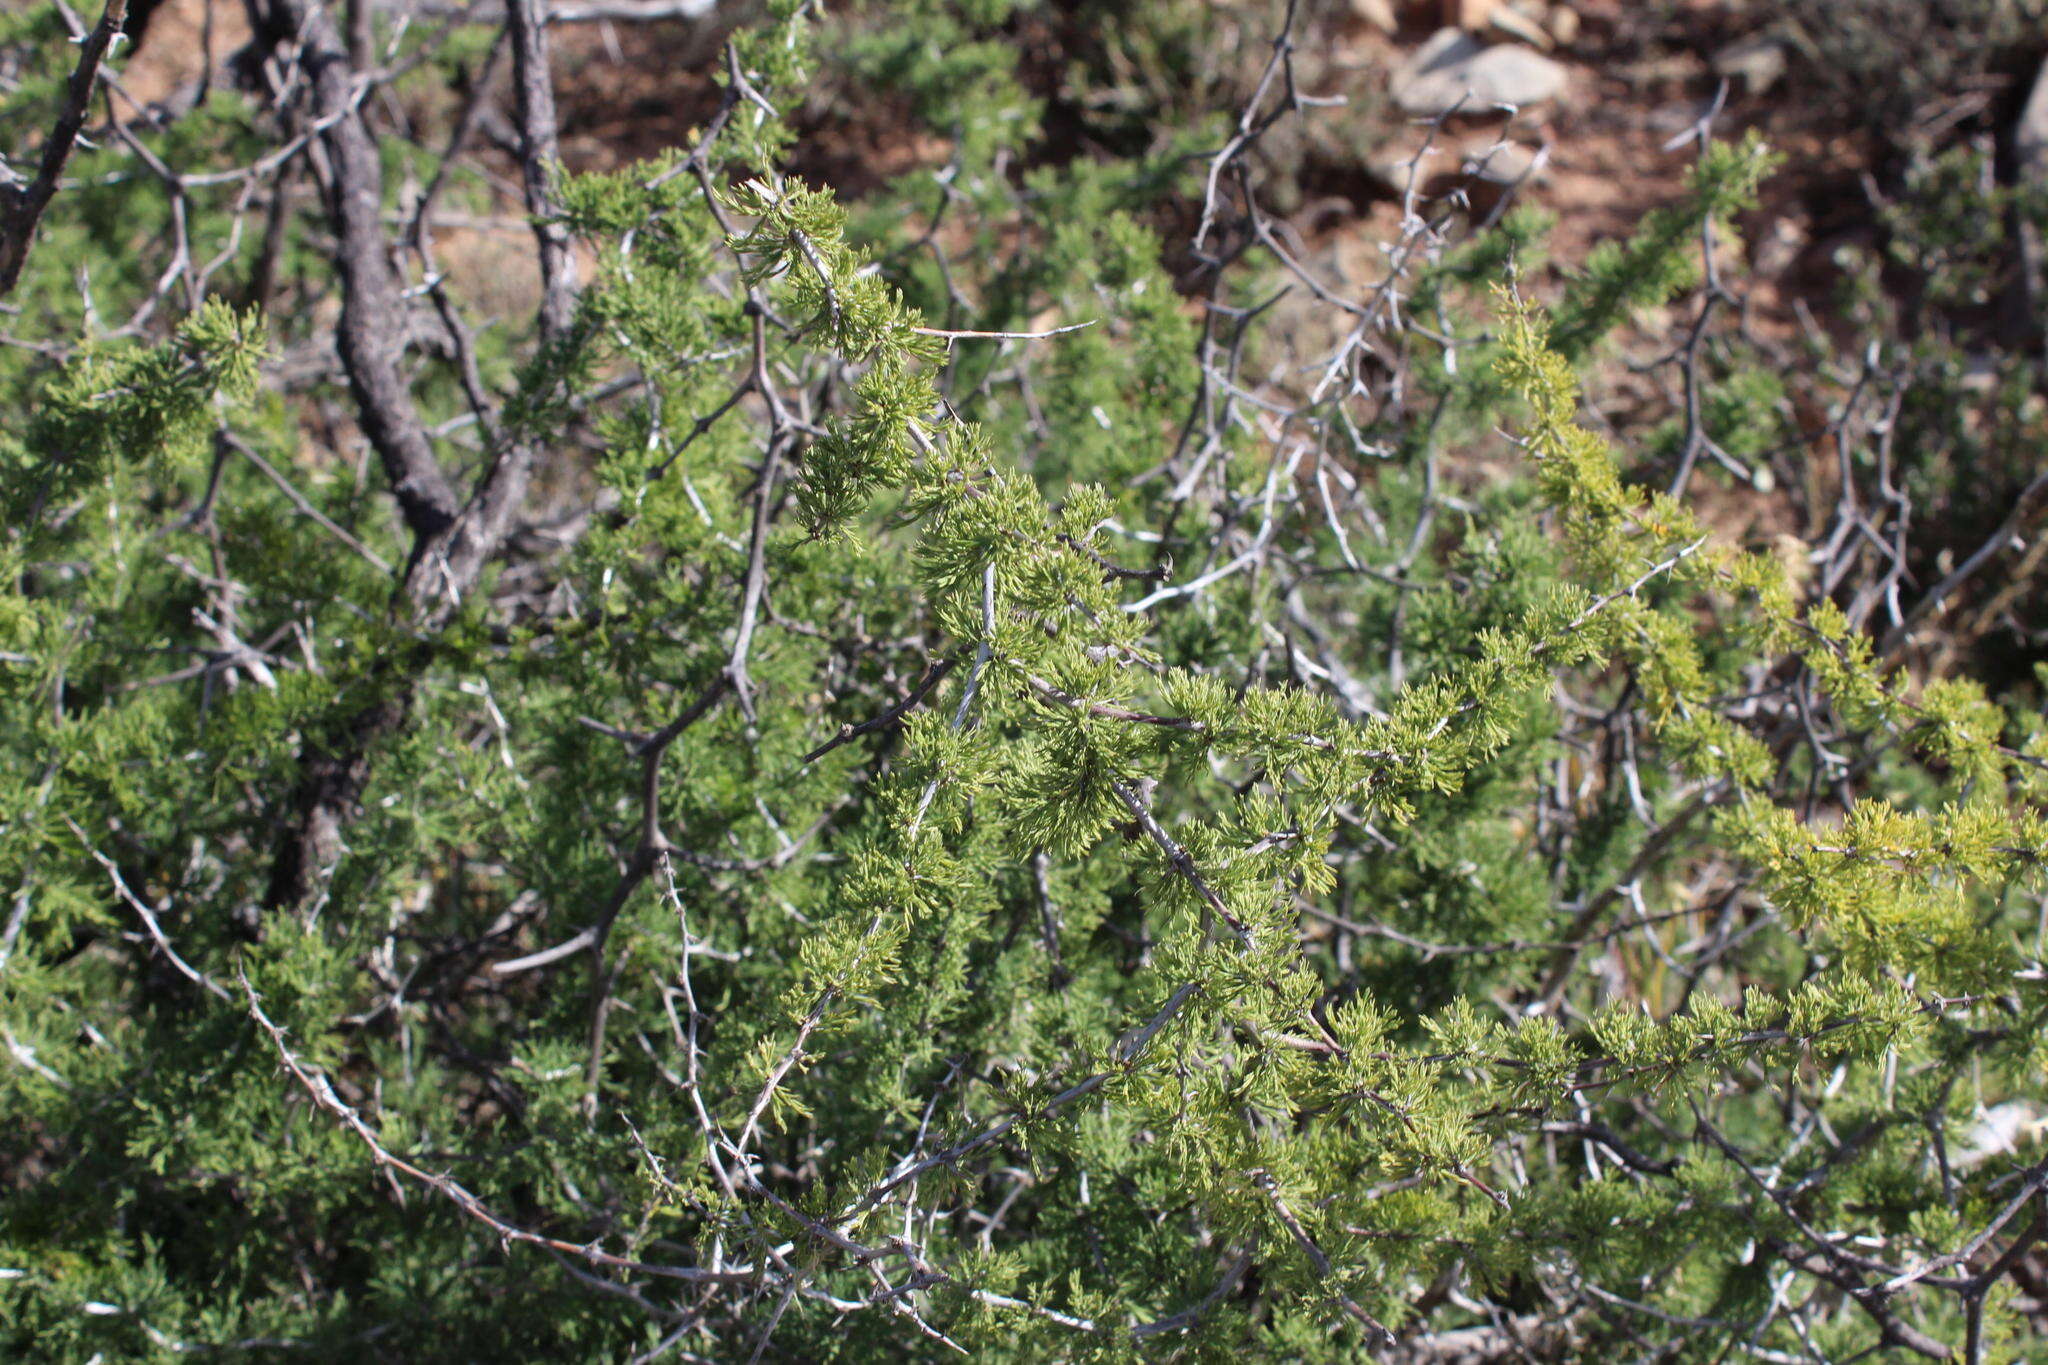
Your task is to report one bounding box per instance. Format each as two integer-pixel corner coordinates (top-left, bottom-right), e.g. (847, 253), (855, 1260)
(255, 0), (593, 916)
(802, 654), (961, 764)
(1055, 532), (1171, 582)
(1880, 466), (2048, 662)
(506, 0), (577, 346)
(0, 0), (130, 298)
(257, 0), (460, 539)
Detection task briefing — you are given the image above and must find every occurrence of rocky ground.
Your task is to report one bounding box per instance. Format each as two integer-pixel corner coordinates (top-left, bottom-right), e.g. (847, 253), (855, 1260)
(110, 0), (2046, 334)
(109, 0), (2048, 628)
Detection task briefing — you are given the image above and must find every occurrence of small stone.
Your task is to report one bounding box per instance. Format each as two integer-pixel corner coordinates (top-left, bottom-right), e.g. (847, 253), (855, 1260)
(1959, 354), (2001, 395)
(1753, 215), (1808, 279)
(1349, 0), (1400, 33)
(1546, 4), (1579, 46)
(1444, 139), (1546, 218)
(1957, 1101), (2048, 1170)
(1488, 3), (1554, 50)
(1711, 36), (1788, 95)
(1392, 29), (1570, 116)
(2017, 56), (2048, 183)
(2015, 58), (2048, 312)
(1447, 0), (1497, 29)
(1367, 139), (1440, 197)
(1462, 139), (1543, 185)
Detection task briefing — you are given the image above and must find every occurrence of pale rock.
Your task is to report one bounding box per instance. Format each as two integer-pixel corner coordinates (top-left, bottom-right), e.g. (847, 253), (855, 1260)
(2018, 56), (2048, 184)
(1367, 139), (1445, 198)
(1392, 28), (1569, 116)
(1956, 1101), (2048, 1170)
(1447, 0), (1497, 29)
(1488, 3), (1554, 51)
(1462, 138), (1543, 185)
(1711, 35), (1789, 95)
(2016, 58), (2048, 315)
(1546, 4), (1579, 46)
(1349, 0), (1400, 34)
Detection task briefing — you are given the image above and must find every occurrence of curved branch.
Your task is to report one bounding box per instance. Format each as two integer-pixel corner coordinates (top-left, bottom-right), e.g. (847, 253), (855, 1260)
(0, 0), (130, 298)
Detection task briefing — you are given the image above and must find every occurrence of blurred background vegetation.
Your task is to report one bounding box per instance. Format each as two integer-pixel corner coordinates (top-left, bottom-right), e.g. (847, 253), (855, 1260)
(48, 0), (2048, 698)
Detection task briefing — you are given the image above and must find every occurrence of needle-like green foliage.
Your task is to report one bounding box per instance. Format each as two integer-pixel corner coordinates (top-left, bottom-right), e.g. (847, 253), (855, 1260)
(0, 2), (2044, 1360)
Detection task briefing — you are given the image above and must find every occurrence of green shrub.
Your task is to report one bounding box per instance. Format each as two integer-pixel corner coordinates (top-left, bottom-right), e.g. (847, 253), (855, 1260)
(1, 1), (2045, 1360)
